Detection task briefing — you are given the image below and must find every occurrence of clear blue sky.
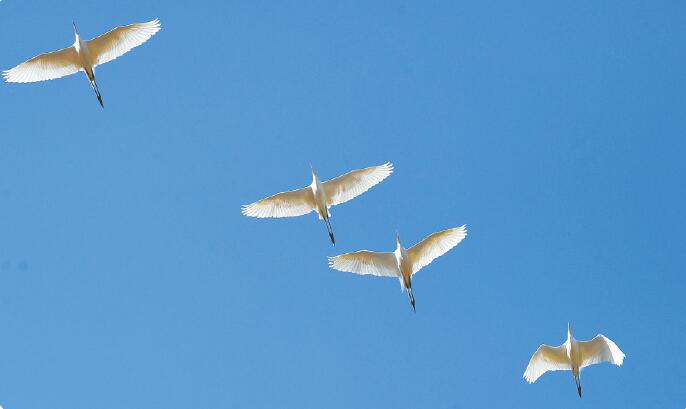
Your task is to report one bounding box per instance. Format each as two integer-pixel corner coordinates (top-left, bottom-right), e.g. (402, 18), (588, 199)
(1, 1), (684, 408)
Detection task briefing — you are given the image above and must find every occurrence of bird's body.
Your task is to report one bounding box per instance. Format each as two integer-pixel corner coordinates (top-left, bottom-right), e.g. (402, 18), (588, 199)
(523, 324), (625, 397)
(310, 171), (330, 219)
(4, 19), (161, 107)
(328, 225), (468, 310)
(242, 163), (393, 245)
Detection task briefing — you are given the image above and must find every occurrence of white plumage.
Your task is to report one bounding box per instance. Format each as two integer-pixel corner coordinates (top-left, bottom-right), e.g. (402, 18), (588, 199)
(4, 19), (161, 107)
(328, 251), (398, 277)
(88, 20), (161, 67)
(242, 163), (393, 245)
(523, 324), (625, 397)
(242, 187), (315, 219)
(3, 46), (81, 83)
(328, 225), (468, 310)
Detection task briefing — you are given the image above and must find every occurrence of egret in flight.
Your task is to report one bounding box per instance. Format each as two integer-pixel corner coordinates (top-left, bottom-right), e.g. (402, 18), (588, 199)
(328, 225), (467, 311)
(3, 19), (161, 107)
(523, 323), (625, 397)
(242, 163), (393, 245)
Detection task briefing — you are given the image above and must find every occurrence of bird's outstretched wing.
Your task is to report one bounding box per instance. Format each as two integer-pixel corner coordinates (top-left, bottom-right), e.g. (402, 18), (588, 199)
(407, 225), (467, 275)
(328, 251), (398, 277)
(242, 187), (315, 218)
(323, 162), (393, 207)
(88, 19), (161, 67)
(523, 344), (570, 383)
(578, 335), (625, 368)
(3, 46), (80, 83)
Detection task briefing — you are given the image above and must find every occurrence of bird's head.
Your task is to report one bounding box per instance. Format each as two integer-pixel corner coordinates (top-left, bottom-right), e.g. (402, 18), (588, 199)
(567, 322), (572, 338)
(72, 21), (80, 38)
(310, 163), (318, 180)
(395, 231), (402, 247)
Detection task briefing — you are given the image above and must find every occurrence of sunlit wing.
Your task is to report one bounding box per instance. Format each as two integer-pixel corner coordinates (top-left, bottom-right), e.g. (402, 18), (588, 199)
(328, 251), (398, 277)
(323, 162), (393, 207)
(523, 344), (571, 383)
(242, 187), (315, 218)
(408, 225), (467, 274)
(578, 335), (625, 368)
(3, 46), (80, 83)
(88, 19), (161, 67)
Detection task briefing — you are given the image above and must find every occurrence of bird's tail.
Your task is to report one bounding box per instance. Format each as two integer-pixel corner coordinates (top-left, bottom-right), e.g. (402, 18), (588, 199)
(89, 76), (104, 108)
(324, 217), (335, 245)
(575, 376), (582, 398)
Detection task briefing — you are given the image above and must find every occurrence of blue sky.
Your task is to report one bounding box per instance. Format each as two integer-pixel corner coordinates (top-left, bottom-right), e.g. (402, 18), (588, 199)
(1, 1), (685, 408)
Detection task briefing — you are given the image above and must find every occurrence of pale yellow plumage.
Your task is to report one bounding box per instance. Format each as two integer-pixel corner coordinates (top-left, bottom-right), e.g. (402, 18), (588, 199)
(323, 164), (394, 207)
(4, 19), (161, 106)
(88, 20), (162, 67)
(242, 187), (315, 219)
(523, 344), (571, 384)
(408, 227), (468, 275)
(327, 251), (397, 277)
(523, 325), (625, 397)
(2, 46), (80, 83)
(328, 225), (467, 310)
(242, 163), (393, 244)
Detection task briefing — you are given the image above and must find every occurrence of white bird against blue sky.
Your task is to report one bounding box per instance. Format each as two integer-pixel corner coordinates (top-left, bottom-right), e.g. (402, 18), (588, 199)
(328, 226), (467, 311)
(242, 163), (393, 245)
(3, 19), (161, 107)
(524, 323), (625, 398)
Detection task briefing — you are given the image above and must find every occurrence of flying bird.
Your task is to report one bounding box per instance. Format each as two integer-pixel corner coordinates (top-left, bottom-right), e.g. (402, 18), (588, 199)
(3, 19), (161, 107)
(523, 323), (625, 397)
(328, 225), (467, 311)
(242, 163), (393, 245)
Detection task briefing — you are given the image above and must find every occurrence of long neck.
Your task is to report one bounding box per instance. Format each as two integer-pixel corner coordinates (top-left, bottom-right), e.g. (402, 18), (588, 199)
(311, 171), (322, 189)
(395, 240), (406, 258)
(73, 32), (83, 51)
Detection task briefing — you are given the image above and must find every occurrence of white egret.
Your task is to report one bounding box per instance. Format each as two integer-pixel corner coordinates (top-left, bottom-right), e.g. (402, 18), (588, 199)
(523, 323), (625, 397)
(3, 19), (161, 107)
(328, 225), (467, 311)
(242, 163), (393, 245)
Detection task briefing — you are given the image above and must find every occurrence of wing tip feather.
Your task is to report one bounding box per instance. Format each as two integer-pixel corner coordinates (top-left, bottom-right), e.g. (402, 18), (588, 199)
(150, 18), (162, 30)
(602, 335), (626, 366)
(241, 204), (259, 218)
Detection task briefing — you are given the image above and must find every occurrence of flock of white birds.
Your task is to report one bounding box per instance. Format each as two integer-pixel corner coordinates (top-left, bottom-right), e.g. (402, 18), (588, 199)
(3, 18), (625, 399)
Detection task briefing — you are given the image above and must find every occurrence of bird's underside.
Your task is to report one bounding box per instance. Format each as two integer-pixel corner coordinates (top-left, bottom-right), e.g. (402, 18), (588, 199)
(523, 330), (625, 398)
(3, 19), (161, 107)
(241, 163), (394, 244)
(328, 225), (467, 310)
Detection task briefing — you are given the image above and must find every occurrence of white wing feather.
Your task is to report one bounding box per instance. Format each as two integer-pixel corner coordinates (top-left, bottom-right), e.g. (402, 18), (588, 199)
(88, 19), (161, 67)
(323, 162), (393, 207)
(578, 335), (625, 368)
(242, 187), (315, 218)
(328, 251), (398, 277)
(3, 46), (80, 83)
(408, 225), (467, 275)
(523, 344), (571, 383)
